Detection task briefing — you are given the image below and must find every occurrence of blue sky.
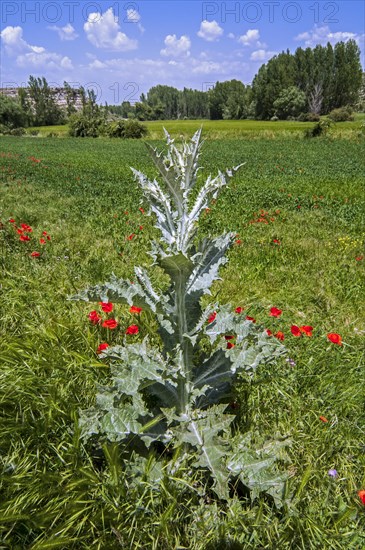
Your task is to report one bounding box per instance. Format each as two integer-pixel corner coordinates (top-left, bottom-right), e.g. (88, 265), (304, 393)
(1, 1), (364, 103)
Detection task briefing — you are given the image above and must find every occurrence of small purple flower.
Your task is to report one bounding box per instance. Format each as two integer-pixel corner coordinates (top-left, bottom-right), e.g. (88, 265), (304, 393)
(286, 357), (296, 366)
(328, 469), (338, 477)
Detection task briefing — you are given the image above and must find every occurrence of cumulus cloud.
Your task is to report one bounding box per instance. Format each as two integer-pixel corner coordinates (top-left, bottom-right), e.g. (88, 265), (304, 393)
(250, 49), (277, 61)
(84, 7), (137, 51)
(48, 23), (78, 41)
(295, 25), (364, 47)
(238, 29), (260, 45)
(1, 25), (73, 69)
(126, 8), (145, 33)
(17, 52), (73, 69)
(197, 20), (223, 42)
(160, 34), (191, 57)
(0, 26), (44, 54)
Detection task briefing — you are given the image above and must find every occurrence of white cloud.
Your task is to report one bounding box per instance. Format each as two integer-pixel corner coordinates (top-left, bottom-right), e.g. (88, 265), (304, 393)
(160, 34), (191, 57)
(250, 49), (277, 61)
(197, 20), (223, 42)
(0, 25), (44, 54)
(238, 29), (260, 45)
(84, 7), (137, 51)
(126, 8), (145, 33)
(295, 25), (364, 47)
(48, 23), (78, 41)
(1, 25), (73, 69)
(17, 52), (73, 70)
(227, 32), (235, 39)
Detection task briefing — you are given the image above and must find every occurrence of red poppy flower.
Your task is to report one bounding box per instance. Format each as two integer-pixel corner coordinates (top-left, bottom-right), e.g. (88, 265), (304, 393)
(96, 342), (109, 354)
(39, 238), (46, 245)
(139, 207), (145, 214)
(226, 342), (235, 349)
(319, 416), (328, 423)
(102, 319), (118, 329)
(88, 310), (101, 325)
(290, 325), (302, 337)
(19, 235), (30, 241)
(20, 223), (32, 233)
(17, 228), (24, 234)
(235, 307), (244, 314)
(46, 235), (51, 241)
(30, 251), (40, 257)
(235, 239), (242, 245)
(358, 490), (365, 505)
(356, 256), (364, 261)
(42, 231), (48, 236)
(224, 335), (234, 340)
(127, 233), (135, 241)
(266, 329), (273, 336)
(300, 326), (313, 337)
(246, 316), (256, 323)
(275, 331), (285, 341)
(99, 302), (113, 313)
(273, 239), (280, 245)
(207, 311), (217, 323)
(327, 333), (342, 345)
(130, 305), (142, 314)
(269, 307), (282, 318)
(9, 218), (15, 223)
(139, 225), (143, 230)
(126, 324), (139, 335)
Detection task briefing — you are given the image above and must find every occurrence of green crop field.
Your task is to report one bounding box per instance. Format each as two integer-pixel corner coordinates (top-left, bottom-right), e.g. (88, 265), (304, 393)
(0, 131), (365, 549)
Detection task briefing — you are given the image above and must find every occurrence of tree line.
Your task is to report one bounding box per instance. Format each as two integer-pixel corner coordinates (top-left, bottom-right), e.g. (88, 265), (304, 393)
(0, 40), (363, 131)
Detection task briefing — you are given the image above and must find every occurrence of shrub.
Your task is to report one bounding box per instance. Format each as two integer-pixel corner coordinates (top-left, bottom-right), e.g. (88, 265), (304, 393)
(68, 113), (106, 138)
(71, 129), (289, 506)
(106, 119), (147, 138)
(305, 119), (333, 138)
(9, 127), (26, 136)
(270, 115), (279, 122)
(297, 112), (320, 122)
(328, 106), (354, 122)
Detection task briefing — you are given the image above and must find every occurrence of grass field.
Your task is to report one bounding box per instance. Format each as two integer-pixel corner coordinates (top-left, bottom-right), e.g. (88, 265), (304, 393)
(0, 130), (365, 548)
(28, 114), (365, 140)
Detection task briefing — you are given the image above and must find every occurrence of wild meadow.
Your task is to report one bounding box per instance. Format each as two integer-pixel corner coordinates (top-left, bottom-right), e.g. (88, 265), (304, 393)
(0, 126), (364, 549)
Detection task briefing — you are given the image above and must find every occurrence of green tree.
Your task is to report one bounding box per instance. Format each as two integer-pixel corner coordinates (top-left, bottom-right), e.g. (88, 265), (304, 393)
(0, 95), (27, 128)
(27, 76), (65, 126)
(273, 86), (307, 119)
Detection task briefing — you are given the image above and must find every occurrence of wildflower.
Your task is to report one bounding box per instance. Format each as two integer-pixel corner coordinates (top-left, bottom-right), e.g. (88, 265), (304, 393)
(226, 342), (235, 349)
(139, 225), (143, 231)
(126, 324), (139, 335)
(327, 333), (342, 345)
(319, 416), (328, 423)
(270, 307), (282, 317)
(42, 231), (48, 236)
(9, 218), (15, 223)
(328, 469), (338, 477)
(224, 335), (234, 340)
(39, 238), (46, 245)
(46, 235), (51, 241)
(99, 302), (113, 313)
(89, 310), (101, 325)
(127, 233), (135, 241)
(130, 305), (142, 314)
(30, 251), (40, 257)
(275, 331), (284, 341)
(207, 311), (217, 324)
(246, 316), (256, 323)
(139, 207), (145, 214)
(20, 223), (32, 232)
(290, 325), (302, 337)
(273, 239), (280, 245)
(235, 307), (244, 314)
(102, 319), (118, 329)
(266, 329), (273, 336)
(235, 239), (242, 245)
(359, 490), (365, 505)
(19, 235), (30, 242)
(356, 256), (364, 261)
(300, 326), (313, 337)
(97, 343), (109, 354)
(286, 357), (296, 366)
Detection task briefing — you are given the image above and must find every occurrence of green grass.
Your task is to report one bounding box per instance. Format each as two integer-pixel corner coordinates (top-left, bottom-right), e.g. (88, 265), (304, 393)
(0, 134), (364, 548)
(26, 115), (365, 140)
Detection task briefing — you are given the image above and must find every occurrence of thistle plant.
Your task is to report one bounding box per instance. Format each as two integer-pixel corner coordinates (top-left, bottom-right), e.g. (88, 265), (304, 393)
(72, 129), (288, 504)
